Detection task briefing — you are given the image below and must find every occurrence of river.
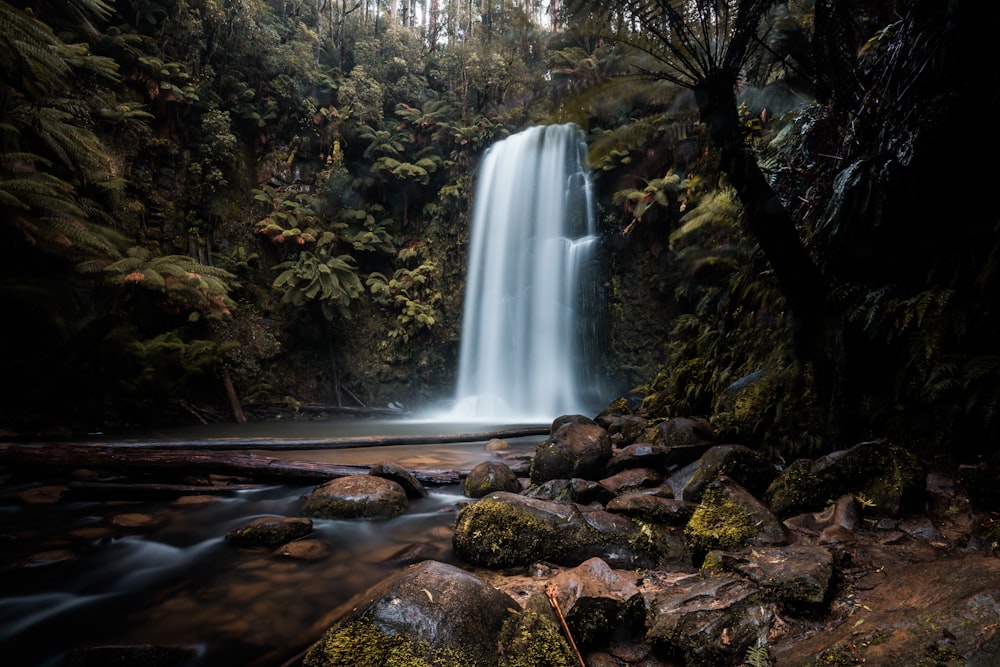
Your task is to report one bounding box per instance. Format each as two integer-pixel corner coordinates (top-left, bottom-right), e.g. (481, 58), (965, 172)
(0, 417), (547, 667)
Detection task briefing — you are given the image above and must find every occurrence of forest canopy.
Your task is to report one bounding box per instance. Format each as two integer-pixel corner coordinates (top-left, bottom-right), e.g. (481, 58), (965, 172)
(1, 0), (996, 466)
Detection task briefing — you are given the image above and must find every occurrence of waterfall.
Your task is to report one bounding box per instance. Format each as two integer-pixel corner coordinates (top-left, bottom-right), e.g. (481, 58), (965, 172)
(450, 123), (603, 423)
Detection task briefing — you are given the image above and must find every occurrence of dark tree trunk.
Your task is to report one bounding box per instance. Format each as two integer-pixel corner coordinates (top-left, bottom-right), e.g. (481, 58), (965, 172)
(693, 72), (846, 445)
(694, 73), (830, 348)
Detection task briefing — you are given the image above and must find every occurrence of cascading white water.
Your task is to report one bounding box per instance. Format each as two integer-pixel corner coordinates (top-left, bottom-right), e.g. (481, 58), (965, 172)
(450, 123), (603, 422)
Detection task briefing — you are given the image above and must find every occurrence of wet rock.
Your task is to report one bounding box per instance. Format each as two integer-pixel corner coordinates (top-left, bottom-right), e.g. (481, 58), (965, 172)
(111, 512), (169, 529)
(15, 484), (67, 504)
(484, 437), (509, 452)
(524, 477), (614, 505)
(606, 493), (695, 526)
(606, 442), (672, 473)
(464, 460), (520, 498)
(300, 475), (408, 520)
(170, 494), (221, 508)
(452, 491), (689, 569)
(226, 516), (313, 547)
(599, 467), (663, 494)
(20, 548), (78, 568)
(273, 538), (329, 560)
(702, 545), (834, 610)
(682, 444), (778, 504)
(685, 478), (791, 558)
(525, 557), (646, 650)
(530, 421), (612, 484)
(303, 560), (575, 667)
(368, 460), (427, 498)
(784, 494), (861, 539)
(645, 572), (773, 667)
(766, 440), (927, 518)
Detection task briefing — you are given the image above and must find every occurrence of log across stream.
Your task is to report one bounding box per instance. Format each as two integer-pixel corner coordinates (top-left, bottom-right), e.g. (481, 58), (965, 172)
(0, 425), (547, 493)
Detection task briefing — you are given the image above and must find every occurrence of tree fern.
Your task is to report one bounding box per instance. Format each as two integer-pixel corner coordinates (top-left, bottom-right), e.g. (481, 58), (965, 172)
(103, 247), (237, 318)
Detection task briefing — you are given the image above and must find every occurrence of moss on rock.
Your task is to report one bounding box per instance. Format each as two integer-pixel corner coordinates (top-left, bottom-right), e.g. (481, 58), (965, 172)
(452, 494), (563, 568)
(303, 618), (475, 667)
(685, 488), (761, 554)
(498, 610), (577, 667)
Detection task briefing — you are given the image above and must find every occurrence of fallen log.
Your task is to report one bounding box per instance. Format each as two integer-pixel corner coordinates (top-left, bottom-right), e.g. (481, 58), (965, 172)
(0, 443), (463, 486)
(65, 480), (266, 500)
(7, 426), (550, 451)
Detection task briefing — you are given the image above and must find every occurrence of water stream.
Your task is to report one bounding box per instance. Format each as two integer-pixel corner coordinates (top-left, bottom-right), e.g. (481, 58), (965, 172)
(0, 419), (545, 667)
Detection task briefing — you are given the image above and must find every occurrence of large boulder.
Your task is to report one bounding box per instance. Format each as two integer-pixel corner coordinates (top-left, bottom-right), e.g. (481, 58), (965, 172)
(765, 440), (927, 518)
(300, 475), (408, 520)
(302, 560), (575, 667)
(530, 421), (612, 484)
(452, 491), (689, 569)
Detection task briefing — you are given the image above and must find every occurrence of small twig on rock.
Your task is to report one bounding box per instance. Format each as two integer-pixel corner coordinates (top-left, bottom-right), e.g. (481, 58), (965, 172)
(545, 582), (586, 667)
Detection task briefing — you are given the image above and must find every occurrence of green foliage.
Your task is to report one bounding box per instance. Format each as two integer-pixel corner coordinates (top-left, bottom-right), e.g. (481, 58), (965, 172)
(366, 242), (442, 344)
(272, 249), (363, 321)
(742, 644), (773, 667)
(101, 246), (236, 319)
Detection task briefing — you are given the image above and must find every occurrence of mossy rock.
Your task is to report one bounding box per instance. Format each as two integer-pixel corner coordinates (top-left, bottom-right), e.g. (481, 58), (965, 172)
(303, 562), (576, 667)
(225, 516), (313, 547)
(685, 487), (763, 554)
(497, 610), (578, 667)
(453, 492), (687, 569)
(682, 444), (778, 503)
(304, 618), (476, 666)
(766, 441), (926, 518)
(764, 458), (829, 517)
(464, 460), (520, 498)
(453, 492), (566, 568)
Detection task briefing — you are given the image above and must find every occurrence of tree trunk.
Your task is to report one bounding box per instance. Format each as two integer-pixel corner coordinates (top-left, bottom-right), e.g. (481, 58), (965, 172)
(694, 72), (843, 444)
(221, 368), (247, 423)
(694, 73), (829, 347)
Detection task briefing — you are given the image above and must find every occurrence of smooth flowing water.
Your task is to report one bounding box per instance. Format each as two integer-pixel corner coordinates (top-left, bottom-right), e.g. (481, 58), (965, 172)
(0, 419), (544, 667)
(451, 123), (604, 422)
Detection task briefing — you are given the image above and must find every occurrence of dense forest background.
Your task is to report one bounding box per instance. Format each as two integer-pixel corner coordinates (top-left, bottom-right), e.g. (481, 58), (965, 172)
(1, 0), (996, 466)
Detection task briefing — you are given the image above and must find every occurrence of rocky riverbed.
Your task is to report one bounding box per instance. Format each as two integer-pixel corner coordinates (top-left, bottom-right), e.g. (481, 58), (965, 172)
(2, 409), (999, 666)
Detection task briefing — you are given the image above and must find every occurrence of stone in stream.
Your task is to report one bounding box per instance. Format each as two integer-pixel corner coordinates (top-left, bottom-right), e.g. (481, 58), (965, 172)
(225, 515), (313, 547)
(463, 459), (520, 498)
(368, 460), (428, 498)
(300, 474), (408, 520)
